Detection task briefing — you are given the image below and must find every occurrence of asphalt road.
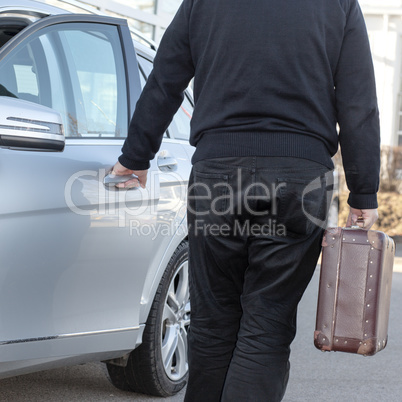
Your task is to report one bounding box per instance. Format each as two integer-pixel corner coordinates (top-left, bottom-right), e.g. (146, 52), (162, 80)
(1, 268), (401, 401)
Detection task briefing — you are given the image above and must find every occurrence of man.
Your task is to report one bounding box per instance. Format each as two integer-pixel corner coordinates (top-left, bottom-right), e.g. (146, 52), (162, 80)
(113, 0), (380, 400)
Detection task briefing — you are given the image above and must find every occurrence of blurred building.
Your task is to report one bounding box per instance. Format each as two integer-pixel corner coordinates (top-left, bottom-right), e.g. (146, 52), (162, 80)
(360, 0), (402, 147)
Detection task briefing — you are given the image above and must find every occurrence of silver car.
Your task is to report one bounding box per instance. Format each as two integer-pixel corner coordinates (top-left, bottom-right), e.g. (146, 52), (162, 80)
(0, 0), (193, 396)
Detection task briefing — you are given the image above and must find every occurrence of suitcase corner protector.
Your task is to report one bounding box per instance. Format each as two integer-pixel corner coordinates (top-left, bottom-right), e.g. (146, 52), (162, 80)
(357, 337), (384, 356)
(314, 330), (331, 351)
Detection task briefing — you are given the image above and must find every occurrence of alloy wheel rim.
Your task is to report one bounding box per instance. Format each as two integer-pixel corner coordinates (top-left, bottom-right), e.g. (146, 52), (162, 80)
(161, 260), (190, 381)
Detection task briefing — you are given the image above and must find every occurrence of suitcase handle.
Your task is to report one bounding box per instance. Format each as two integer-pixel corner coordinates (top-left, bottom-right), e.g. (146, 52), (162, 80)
(348, 217), (365, 229)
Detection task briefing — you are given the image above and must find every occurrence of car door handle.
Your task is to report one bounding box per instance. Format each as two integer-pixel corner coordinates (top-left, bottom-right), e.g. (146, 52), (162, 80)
(157, 151), (178, 172)
(103, 173), (139, 188)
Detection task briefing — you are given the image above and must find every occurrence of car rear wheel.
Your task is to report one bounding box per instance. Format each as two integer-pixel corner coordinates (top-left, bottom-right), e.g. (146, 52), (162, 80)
(106, 241), (190, 396)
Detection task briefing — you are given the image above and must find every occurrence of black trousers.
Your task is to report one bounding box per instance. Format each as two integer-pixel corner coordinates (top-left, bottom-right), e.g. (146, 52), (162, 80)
(184, 156), (332, 402)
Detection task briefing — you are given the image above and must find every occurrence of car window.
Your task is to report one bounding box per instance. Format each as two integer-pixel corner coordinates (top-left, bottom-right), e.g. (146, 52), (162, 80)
(137, 55), (193, 141)
(0, 22), (128, 138)
(168, 95), (193, 141)
(137, 61), (147, 89)
(137, 55), (169, 138)
(138, 54), (153, 78)
(0, 36), (51, 106)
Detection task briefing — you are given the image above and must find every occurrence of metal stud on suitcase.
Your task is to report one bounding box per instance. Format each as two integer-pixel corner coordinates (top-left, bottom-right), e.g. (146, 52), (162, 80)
(314, 227), (395, 356)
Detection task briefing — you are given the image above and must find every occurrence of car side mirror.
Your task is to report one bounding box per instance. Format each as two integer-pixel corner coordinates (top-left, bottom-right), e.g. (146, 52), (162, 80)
(0, 97), (65, 152)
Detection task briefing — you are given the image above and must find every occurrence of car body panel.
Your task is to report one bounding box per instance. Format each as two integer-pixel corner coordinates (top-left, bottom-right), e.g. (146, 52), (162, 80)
(0, 1), (192, 379)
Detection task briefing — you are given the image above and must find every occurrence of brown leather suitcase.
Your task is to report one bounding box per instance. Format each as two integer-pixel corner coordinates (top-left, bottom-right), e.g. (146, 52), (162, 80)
(314, 227), (395, 356)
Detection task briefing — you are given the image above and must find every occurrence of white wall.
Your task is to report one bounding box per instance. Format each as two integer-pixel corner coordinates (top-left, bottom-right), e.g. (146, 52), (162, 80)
(361, 1), (402, 146)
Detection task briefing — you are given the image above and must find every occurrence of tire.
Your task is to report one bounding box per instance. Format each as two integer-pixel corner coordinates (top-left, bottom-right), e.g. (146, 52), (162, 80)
(105, 362), (133, 392)
(106, 241), (190, 396)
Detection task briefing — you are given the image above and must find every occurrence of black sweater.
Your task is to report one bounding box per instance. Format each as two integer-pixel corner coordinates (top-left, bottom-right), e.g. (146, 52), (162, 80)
(119, 0), (380, 209)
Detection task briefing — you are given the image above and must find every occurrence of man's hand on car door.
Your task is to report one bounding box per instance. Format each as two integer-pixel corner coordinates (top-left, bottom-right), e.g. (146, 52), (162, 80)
(112, 161), (148, 189)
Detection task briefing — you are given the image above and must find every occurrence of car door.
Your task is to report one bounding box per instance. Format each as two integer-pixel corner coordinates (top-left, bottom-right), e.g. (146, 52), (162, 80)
(0, 14), (188, 371)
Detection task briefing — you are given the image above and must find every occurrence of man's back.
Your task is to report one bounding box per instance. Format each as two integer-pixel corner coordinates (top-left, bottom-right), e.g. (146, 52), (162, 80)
(121, 0), (379, 210)
(122, 0), (379, 209)
(188, 0), (347, 144)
